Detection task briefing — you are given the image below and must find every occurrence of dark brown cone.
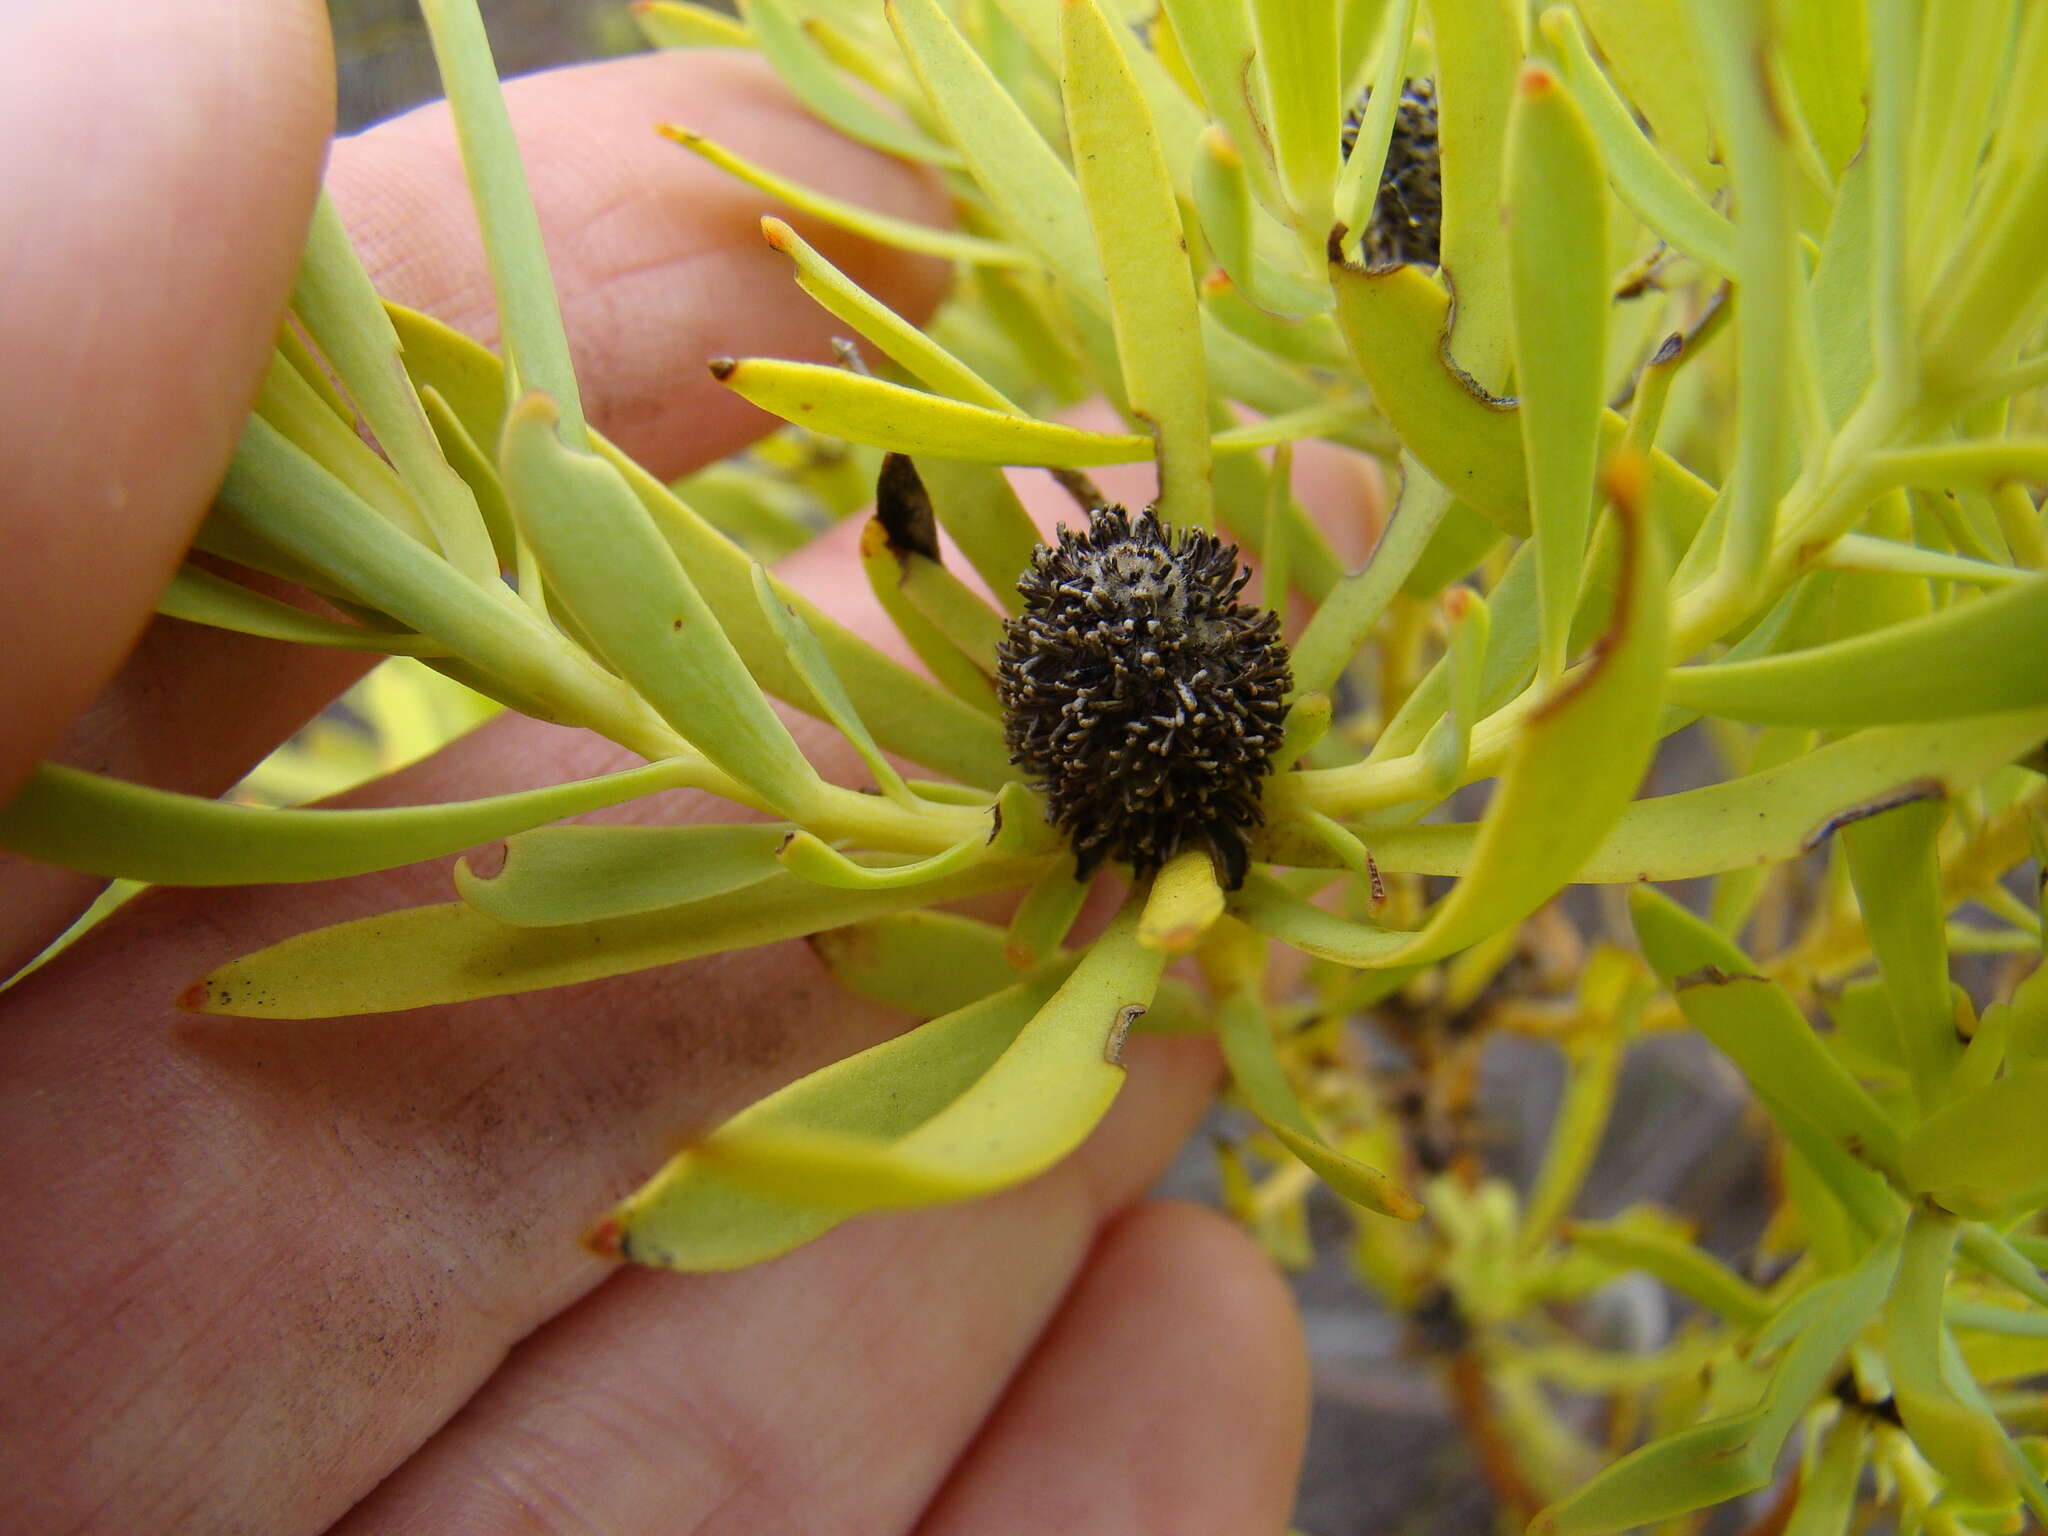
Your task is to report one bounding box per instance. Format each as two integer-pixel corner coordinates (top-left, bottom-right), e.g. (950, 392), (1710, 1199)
(1340, 78), (1443, 270)
(995, 505), (1291, 889)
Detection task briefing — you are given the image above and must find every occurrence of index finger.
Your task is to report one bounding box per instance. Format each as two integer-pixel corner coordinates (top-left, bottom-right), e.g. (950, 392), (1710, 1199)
(1, 45), (957, 970)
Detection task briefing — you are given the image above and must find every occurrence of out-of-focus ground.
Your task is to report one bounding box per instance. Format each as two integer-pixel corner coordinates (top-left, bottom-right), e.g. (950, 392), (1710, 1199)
(331, 7), (1777, 1530)
(333, 0), (641, 132)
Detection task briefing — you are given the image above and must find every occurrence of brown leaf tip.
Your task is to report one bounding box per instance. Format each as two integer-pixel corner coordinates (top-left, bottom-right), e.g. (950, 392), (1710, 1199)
(707, 357), (738, 381)
(583, 1216), (628, 1262)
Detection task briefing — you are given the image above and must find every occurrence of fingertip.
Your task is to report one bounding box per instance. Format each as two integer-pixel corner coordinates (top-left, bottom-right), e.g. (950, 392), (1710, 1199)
(918, 1198), (1309, 1536)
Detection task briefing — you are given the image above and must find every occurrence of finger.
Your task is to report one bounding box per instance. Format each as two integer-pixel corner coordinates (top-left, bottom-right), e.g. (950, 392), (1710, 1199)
(324, 48), (949, 481)
(0, 519), (1216, 1535)
(1, 48), (954, 961)
(0, 0), (332, 803)
(918, 1202), (1309, 1536)
(326, 1045), (1219, 1536)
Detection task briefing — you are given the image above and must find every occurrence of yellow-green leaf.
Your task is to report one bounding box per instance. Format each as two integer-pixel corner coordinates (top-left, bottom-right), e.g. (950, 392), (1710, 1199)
(184, 859), (1036, 1018)
(1666, 577), (2048, 725)
(1327, 262), (1715, 540)
(453, 822), (790, 927)
(605, 972), (1066, 1271)
(760, 217), (1021, 414)
(659, 125), (1030, 268)
(1060, 0), (1211, 525)
(0, 757), (696, 887)
(1505, 63), (1611, 680)
(710, 358), (1152, 465)
(695, 899), (1164, 1207)
(736, 0), (959, 166)
(1252, 452), (1669, 969)
(500, 393), (823, 818)
(157, 565), (446, 656)
(1532, 1234), (1900, 1535)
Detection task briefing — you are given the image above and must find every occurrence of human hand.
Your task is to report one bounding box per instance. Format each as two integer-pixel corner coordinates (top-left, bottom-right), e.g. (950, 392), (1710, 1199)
(0, 6), (1308, 1532)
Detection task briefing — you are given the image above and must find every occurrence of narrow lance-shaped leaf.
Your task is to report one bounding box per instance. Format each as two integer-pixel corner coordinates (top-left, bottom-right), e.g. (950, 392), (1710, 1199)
(1419, 585), (1488, 793)
(1842, 795), (1965, 1114)
(1629, 886), (1901, 1237)
(1685, 0), (1801, 598)
(1531, 1233), (1902, 1536)
(912, 458), (1042, 611)
(894, 548), (1009, 668)
(887, 0), (1105, 298)
(1666, 578), (2048, 725)
(602, 972), (1067, 1272)
(634, 0), (751, 48)
(418, 0), (587, 438)
(1505, 63), (1610, 681)
(750, 563), (917, 807)
(1538, 7), (1736, 277)
(1195, 131), (1332, 320)
(184, 858), (1037, 1019)
(0, 757), (697, 887)
(1289, 470), (1454, 693)
(810, 907), (1212, 1034)
(1002, 856), (1091, 970)
(1060, 0), (1211, 527)
(1517, 993), (1625, 1252)
(156, 565), (448, 656)
(390, 303), (1013, 788)
(1427, 0), (1525, 387)
(1279, 707), (2048, 883)
(1565, 1211), (1773, 1328)
(1249, 0), (1340, 248)
(775, 791), (1022, 891)
(710, 357), (1152, 466)
(1333, 0), (1422, 257)
(857, 516), (1004, 716)
(1881, 1204), (2019, 1507)
(254, 348), (436, 546)
(660, 126), (1028, 269)
(1783, 1412), (1867, 1536)
(695, 898), (1165, 1208)
(499, 394), (823, 818)
(1156, 0), (1284, 217)
(1635, 892), (1907, 1172)
(735, 0), (959, 166)
(760, 217), (1021, 414)
(1571, 0), (1717, 190)
(812, 910), (1030, 1018)
(453, 822), (791, 927)
(217, 414), (673, 757)
(292, 194), (500, 584)
(1213, 981), (1422, 1220)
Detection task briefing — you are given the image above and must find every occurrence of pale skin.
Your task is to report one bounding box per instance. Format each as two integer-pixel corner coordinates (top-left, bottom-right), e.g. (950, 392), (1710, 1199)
(0, 4), (1313, 1533)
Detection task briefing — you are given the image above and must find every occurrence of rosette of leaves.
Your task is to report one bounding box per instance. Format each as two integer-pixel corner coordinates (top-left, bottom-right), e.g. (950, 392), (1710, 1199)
(5, 0), (2048, 1528)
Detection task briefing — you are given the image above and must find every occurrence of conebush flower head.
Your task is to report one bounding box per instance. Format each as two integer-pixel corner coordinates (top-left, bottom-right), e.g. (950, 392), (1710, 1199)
(7, 0), (2048, 1528)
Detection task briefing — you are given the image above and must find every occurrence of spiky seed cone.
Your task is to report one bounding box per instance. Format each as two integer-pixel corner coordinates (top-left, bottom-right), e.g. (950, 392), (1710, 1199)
(996, 506), (1291, 889)
(1341, 78), (1443, 270)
